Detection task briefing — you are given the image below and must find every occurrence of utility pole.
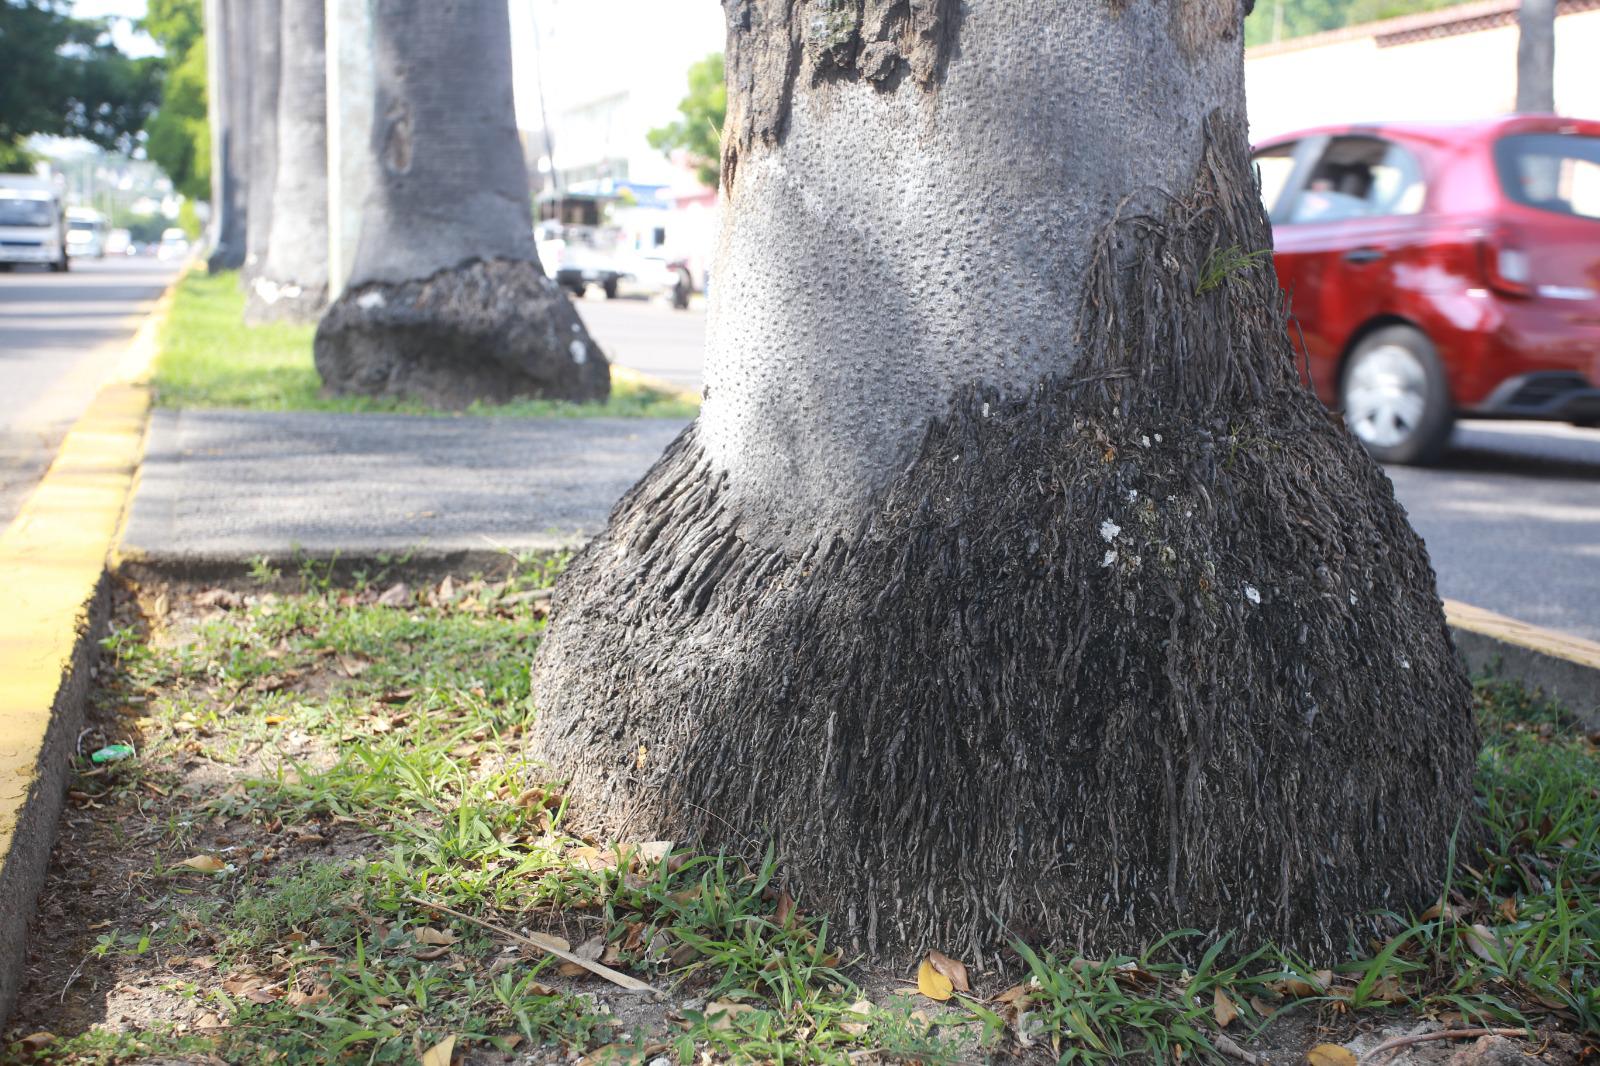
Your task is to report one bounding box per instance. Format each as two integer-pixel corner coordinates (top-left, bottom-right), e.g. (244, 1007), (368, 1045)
(1516, 0), (1557, 113)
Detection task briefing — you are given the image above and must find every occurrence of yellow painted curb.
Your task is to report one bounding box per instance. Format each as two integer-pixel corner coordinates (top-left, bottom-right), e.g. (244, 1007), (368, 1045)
(610, 364), (701, 407)
(0, 269), (180, 856)
(1443, 599), (1600, 673)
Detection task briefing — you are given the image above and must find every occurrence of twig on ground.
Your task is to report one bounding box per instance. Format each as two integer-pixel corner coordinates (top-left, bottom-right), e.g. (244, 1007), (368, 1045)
(405, 895), (657, 994)
(1362, 1027), (1530, 1063)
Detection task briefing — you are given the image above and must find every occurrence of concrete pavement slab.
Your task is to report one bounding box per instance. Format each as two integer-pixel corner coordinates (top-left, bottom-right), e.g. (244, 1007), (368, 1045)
(120, 410), (688, 566)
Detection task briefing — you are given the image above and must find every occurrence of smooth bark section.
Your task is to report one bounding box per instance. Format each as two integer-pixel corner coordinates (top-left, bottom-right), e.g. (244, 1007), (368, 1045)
(1516, 0), (1556, 113)
(531, 0), (1476, 964)
(246, 0), (328, 325)
(702, 1), (1241, 543)
(314, 0), (606, 406)
(242, 0), (281, 281)
(205, 0), (249, 272)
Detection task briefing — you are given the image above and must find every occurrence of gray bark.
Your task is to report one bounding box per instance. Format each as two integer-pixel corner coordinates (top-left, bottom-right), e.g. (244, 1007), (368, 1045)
(708, 0), (1243, 541)
(314, 0), (607, 406)
(246, 0), (329, 324)
(1516, 0), (1556, 113)
(529, 0), (1478, 964)
(242, 0), (281, 281)
(205, 0), (250, 272)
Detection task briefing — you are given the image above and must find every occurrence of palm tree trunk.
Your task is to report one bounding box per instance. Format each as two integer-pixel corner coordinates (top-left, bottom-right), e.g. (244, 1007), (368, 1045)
(245, 0), (328, 324)
(241, 0), (280, 282)
(205, 0), (249, 272)
(529, 0), (1477, 965)
(313, 0), (606, 407)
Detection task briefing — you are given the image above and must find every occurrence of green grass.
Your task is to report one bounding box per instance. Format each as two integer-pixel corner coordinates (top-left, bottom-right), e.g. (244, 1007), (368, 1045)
(151, 270), (700, 419)
(15, 577), (1597, 1064)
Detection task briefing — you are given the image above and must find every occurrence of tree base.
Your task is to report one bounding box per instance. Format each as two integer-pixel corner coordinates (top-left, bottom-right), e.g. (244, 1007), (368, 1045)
(244, 276), (328, 326)
(531, 390), (1477, 965)
(313, 258), (609, 408)
(530, 111), (1478, 965)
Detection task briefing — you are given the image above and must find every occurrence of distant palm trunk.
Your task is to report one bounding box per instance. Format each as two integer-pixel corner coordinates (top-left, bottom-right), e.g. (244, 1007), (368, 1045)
(1516, 0), (1556, 113)
(242, 0), (281, 281)
(313, 0), (607, 407)
(245, 0), (329, 324)
(205, 0), (249, 272)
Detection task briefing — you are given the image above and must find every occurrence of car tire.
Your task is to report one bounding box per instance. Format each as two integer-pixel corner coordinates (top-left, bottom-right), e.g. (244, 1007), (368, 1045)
(1339, 325), (1453, 465)
(563, 282), (585, 298)
(602, 278), (618, 299)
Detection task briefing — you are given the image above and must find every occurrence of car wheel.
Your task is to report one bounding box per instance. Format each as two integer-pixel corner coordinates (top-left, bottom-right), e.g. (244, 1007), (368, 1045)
(563, 282), (585, 298)
(1340, 325), (1453, 465)
(603, 278), (618, 299)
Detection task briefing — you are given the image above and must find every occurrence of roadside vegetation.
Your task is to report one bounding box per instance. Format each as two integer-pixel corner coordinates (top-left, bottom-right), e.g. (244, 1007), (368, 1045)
(151, 271), (699, 419)
(3, 565), (1593, 1064)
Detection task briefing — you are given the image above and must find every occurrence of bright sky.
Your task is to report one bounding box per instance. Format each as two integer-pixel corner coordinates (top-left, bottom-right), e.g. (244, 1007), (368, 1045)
(71, 0), (159, 58)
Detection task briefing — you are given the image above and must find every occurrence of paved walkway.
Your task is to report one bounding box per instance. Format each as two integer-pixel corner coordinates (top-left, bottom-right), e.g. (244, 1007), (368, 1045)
(122, 410), (687, 563)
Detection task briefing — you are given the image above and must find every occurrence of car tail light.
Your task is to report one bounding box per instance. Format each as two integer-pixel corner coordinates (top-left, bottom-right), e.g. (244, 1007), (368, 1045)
(1478, 230), (1534, 297)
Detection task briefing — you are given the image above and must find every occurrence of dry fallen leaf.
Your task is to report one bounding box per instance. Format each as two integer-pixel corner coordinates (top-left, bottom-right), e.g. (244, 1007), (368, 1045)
(916, 957), (954, 1001)
(632, 840), (673, 866)
(1212, 987), (1238, 1028)
(927, 949), (970, 994)
(1305, 1044), (1357, 1066)
(413, 926), (457, 947)
(1274, 970), (1332, 998)
(1462, 924), (1506, 963)
(839, 998), (874, 1036)
(176, 855), (226, 874)
(707, 1000), (758, 1032)
(419, 1034), (455, 1066)
(16, 1032), (54, 1051)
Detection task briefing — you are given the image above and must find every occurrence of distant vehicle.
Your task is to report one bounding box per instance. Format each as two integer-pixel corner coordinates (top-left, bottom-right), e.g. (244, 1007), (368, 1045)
(0, 175), (68, 273)
(1253, 115), (1600, 463)
(105, 228), (132, 256)
(65, 207), (108, 258)
(157, 227), (190, 261)
(536, 220), (625, 299)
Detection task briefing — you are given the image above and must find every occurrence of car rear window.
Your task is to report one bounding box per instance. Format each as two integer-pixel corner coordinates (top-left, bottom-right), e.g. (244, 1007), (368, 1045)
(1495, 133), (1600, 221)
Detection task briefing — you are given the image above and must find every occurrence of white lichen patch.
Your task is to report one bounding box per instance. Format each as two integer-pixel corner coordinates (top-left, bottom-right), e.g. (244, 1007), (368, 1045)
(356, 290), (386, 310)
(1140, 435), (1151, 448)
(1244, 585), (1261, 605)
(1126, 489), (1138, 503)
(1101, 549), (1118, 568)
(569, 340), (588, 364)
(1099, 519), (1121, 542)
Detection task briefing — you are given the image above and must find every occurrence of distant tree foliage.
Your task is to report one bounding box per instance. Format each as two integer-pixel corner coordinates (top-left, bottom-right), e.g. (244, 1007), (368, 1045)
(141, 0), (209, 200)
(647, 52), (725, 189)
(1245, 0), (1477, 46)
(0, 0), (160, 164)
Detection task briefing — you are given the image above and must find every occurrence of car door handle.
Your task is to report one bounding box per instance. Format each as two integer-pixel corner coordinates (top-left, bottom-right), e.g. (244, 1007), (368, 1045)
(1343, 247), (1385, 264)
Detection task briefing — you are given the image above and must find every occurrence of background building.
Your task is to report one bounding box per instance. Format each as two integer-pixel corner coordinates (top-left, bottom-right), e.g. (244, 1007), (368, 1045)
(1246, 0), (1600, 141)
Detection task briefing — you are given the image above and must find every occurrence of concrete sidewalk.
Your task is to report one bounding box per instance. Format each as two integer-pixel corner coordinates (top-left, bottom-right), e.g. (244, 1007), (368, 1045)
(121, 409), (687, 567)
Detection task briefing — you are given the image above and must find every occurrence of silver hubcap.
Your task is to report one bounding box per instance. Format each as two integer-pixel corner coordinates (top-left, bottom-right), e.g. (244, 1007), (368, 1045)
(1345, 343), (1428, 449)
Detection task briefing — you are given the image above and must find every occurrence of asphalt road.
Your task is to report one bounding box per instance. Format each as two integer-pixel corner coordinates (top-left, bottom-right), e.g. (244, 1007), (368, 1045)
(0, 256), (181, 528)
(570, 292), (706, 391)
(1388, 421), (1600, 642)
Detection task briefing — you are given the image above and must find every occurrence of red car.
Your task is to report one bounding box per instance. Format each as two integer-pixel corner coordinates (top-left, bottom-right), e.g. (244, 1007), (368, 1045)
(1252, 115), (1600, 463)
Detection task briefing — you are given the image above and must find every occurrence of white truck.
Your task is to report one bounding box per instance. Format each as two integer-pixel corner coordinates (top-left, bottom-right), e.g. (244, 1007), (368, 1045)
(0, 175), (68, 273)
(65, 206), (108, 259)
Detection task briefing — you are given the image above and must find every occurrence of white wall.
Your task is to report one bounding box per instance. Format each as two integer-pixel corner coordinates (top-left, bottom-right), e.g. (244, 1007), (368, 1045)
(1245, 7), (1600, 143)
